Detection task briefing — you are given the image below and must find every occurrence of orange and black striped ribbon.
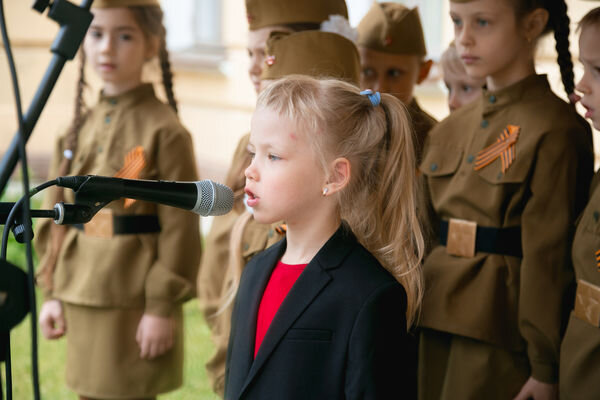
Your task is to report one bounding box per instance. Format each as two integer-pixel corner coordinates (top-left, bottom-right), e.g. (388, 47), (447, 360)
(596, 249), (600, 271)
(474, 125), (520, 173)
(114, 146), (146, 208)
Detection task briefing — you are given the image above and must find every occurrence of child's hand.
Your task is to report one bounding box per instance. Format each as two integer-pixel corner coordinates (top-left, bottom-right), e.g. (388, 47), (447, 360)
(136, 313), (174, 360)
(513, 377), (558, 400)
(38, 300), (66, 339)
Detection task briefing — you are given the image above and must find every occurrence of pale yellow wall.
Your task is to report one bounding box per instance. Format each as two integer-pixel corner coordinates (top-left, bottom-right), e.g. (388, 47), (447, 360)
(0, 0), (599, 184)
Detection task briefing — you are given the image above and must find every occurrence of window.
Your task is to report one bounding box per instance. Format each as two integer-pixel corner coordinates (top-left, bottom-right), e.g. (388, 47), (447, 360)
(162, 0), (225, 70)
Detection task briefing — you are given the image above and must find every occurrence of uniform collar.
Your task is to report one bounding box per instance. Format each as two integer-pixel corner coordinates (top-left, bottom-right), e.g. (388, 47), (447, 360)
(97, 83), (155, 109)
(481, 74), (549, 113)
(408, 98), (421, 112)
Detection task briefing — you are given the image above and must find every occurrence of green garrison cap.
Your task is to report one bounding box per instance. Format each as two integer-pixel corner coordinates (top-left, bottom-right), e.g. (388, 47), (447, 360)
(261, 31), (360, 85)
(92, 0), (160, 7)
(357, 2), (426, 55)
(245, 0), (348, 30)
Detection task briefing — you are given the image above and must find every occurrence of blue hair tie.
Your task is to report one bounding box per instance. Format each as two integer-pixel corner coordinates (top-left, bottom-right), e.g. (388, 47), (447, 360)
(360, 89), (381, 107)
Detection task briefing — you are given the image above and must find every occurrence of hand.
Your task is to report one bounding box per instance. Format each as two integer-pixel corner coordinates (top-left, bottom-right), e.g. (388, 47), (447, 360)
(513, 377), (558, 400)
(38, 299), (66, 339)
(136, 313), (174, 360)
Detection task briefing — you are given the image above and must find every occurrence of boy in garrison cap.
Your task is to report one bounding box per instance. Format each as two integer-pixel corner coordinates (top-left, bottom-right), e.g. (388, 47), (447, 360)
(358, 2), (436, 162)
(197, 0), (350, 396)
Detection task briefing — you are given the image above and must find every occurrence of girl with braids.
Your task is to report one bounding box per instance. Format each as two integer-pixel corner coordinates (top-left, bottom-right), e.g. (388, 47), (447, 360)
(559, 6), (600, 399)
(35, 1), (201, 399)
(417, 0), (593, 399)
(224, 76), (423, 399)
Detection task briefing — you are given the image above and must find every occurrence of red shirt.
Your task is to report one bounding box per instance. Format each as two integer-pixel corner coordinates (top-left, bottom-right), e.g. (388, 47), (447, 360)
(254, 260), (307, 358)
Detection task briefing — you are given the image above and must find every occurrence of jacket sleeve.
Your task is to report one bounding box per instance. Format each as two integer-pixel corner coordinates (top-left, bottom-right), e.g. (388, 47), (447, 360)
(33, 136), (65, 299)
(519, 127), (592, 383)
(345, 281), (416, 400)
(144, 127), (202, 316)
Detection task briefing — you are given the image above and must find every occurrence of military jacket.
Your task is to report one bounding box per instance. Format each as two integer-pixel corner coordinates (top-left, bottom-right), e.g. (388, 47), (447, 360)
(35, 84), (202, 317)
(560, 173), (600, 397)
(419, 74), (593, 382)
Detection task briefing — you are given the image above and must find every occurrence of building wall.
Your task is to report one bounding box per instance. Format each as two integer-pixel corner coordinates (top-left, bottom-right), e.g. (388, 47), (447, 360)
(0, 0), (598, 184)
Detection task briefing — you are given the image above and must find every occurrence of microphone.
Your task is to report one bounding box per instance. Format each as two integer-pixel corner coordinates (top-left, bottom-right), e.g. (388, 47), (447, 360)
(55, 176), (234, 221)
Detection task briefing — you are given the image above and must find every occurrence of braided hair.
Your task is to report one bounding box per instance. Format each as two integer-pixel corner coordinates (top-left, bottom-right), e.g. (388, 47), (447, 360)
(130, 6), (179, 114)
(514, 0), (575, 98)
(56, 49), (88, 194)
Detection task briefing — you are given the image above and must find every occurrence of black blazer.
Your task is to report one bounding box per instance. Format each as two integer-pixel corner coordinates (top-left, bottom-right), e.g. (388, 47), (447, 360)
(224, 225), (417, 400)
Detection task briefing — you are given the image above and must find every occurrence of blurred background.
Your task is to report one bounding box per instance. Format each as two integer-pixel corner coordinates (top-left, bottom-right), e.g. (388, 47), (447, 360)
(0, 0), (599, 190)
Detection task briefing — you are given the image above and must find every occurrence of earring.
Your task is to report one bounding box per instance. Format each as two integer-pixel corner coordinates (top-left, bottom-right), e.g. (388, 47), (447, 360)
(322, 187), (329, 196)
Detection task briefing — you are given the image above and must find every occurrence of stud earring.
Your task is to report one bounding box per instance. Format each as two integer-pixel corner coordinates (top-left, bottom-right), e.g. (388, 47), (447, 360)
(322, 187), (329, 196)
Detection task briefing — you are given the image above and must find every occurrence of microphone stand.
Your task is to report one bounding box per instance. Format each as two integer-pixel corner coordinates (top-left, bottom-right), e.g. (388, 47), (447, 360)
(0, 0), (94, 196)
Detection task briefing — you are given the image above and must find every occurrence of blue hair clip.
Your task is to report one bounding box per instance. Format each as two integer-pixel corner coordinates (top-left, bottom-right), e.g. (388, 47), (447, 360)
(360, 89), (381, 107)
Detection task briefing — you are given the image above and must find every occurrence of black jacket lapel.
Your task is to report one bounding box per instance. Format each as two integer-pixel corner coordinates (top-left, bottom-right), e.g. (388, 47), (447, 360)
(227, 239), (285, 398)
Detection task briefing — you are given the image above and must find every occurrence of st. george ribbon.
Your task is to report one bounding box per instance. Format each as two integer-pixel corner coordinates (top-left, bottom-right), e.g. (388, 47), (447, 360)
(53, 175), (234, 225)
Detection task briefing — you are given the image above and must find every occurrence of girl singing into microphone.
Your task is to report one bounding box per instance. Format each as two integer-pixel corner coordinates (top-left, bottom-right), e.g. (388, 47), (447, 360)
(225, 76), (423, 399)
(35, 1), (201, 399)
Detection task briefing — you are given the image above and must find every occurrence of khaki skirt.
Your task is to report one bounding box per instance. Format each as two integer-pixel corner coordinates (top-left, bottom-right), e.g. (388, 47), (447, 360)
(63, 303), (183, 399)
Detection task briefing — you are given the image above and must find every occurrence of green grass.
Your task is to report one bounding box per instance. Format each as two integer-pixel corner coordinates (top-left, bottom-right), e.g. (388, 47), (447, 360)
(1, 192), (220, 399)
(4, 299), (220, 399)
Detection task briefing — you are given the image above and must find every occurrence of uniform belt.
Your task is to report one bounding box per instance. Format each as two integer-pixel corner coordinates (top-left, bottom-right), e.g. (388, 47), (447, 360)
(439, 220), (522, 258)
(74, 214), (161, 235)
(573, 280), (600, 328)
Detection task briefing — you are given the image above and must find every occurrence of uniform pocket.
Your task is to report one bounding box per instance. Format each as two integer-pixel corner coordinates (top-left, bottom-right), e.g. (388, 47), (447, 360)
(473, 141), (533, 185)
(284, 328), (332, 342)
(419, 144), (463, 178)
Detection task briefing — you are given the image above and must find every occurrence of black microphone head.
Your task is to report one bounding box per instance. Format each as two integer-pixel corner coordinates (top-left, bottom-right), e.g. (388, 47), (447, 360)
(195, 180), (234, 216)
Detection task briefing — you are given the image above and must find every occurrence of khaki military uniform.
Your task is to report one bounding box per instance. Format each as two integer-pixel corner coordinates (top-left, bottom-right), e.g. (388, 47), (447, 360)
(560, 173), (600, 399)
(418, 74), (593, 399)
(35, 84), (201, 399)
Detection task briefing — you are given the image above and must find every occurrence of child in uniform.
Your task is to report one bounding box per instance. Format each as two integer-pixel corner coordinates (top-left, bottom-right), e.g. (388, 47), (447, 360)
(440, 41), (485, 112)
(35, 1), (201, 399)
(197, 0), (349, 395)
(357, 2), (437, 162)
(559, 5), (600, 399)
(225, 75), (423, 400)
(418, 0), (594, 399)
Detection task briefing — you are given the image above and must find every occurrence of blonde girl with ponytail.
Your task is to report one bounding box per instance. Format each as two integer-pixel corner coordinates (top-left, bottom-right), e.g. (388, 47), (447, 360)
(224, 75), (423, 399)
(35, 1), (201, 399)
